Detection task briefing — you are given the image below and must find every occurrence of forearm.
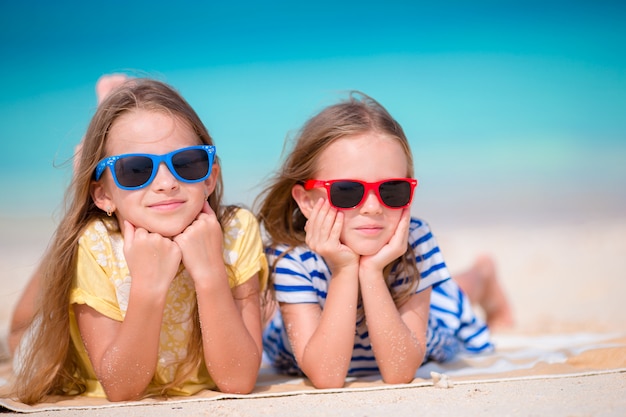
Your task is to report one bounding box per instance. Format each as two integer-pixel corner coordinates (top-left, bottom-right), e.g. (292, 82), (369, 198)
(360, 274), (424, 383)
(195, 273), (262, 394)
(83, 296), (166, 401)
(298, 270), (359, 388)
(9, 270), (41, 355)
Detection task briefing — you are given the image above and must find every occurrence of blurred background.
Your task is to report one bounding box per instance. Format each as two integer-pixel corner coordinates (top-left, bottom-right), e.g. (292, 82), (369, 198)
(1, 0), (624, 227)
(1, 0), (626, 338)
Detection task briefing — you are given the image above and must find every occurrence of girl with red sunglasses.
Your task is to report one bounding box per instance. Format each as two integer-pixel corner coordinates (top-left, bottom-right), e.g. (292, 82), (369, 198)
(258, 92), (513, 388)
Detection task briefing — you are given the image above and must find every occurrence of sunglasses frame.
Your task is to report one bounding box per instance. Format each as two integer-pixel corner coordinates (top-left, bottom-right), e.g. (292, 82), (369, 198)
(304, 178), (418, 209)
(94, 145), (216, 190)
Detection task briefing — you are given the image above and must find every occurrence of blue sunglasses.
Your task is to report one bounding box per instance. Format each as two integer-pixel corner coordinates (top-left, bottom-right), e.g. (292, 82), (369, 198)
(95, 145), (216, 190)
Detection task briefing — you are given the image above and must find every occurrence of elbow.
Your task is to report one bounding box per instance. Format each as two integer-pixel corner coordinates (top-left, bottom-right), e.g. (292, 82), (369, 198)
(212, 354), (262, 395)
(381, 373), (415, 385)
(106, 395), (133, 403)
(311, 379), (346, 389)
(379, 345), (425, 385)
(306, 372), (347, 389)
(380, 362), (419, 385)
(217, 378), (257, 395)
(98, 374), (147, 402)
(301, 360), (349, 389)
(215, 369), (260, 395)
(104, 389), (144, 402)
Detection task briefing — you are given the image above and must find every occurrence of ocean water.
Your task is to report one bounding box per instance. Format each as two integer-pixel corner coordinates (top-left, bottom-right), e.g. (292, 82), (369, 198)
(1, 2), (625, 226)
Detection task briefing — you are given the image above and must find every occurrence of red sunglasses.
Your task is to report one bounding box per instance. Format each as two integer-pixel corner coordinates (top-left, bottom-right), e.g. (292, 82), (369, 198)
(304, 178), (418, 209)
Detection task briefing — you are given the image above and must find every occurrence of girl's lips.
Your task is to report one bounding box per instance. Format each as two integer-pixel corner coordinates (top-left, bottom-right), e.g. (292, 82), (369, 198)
(149, 200), (185, 211)
(355, 225), (383, 235)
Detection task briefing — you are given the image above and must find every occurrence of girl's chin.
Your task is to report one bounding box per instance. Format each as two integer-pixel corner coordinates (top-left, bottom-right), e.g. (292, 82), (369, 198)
(161, 229), (186, 238)
(119, 218), (187, 238)
(343, 232), (391, 254)
(347, 243), (386, 257)
(144, 226), (186, 238)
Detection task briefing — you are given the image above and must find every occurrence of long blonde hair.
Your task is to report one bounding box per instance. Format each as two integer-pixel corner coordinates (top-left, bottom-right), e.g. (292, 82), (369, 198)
(256, 91), (419, 306)
(13, 78), (237, 404)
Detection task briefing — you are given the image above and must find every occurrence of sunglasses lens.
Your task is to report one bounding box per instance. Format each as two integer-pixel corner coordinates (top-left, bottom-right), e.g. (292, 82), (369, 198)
(114, 156), (154, 188)
(379, 180), (412, 207)
(329, 181), (365, 208)
(172, 148), (210, 181)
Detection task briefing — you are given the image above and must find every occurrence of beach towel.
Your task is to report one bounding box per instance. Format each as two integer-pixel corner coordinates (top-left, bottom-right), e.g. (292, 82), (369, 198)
(1, 332), (625, 413)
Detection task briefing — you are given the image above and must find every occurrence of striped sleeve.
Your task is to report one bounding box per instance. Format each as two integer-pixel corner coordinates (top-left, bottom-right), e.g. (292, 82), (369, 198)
(267, 245), (329, 304)
(409, 218), (451, 292)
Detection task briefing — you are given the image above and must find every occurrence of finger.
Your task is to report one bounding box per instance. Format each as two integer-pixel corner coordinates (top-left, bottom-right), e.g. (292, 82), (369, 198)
(305, 198), (324, 234)
(386, 210), (411, 254)
(122, 220), (135, 246)
(399, 208), (411, 232)
(201, 200), (214, 215)
(304, 199), (325, 247)
(306, 199), (345, 256)
(329, 210), (343, 242)
(316, 199), (337, 239)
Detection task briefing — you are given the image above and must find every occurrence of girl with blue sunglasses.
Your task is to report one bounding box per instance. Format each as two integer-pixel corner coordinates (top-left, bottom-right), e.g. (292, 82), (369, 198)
(257, 92), (513, 388)
(10, 78), (268, 403)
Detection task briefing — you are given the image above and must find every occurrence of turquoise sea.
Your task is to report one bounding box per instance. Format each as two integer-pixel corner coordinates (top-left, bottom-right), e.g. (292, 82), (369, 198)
(1, 1), (625, 227)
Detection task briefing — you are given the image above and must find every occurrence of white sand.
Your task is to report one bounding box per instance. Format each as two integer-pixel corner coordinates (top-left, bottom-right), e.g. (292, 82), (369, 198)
(1, 213), (625, 416)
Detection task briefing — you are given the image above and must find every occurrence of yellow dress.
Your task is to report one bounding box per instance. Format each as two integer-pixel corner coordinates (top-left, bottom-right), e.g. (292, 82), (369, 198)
(69, 208), (268, 397)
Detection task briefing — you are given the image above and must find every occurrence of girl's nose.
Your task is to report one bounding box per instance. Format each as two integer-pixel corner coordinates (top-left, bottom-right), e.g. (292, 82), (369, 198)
(359, 190), (383, 214)
(152, 163), (179, 191)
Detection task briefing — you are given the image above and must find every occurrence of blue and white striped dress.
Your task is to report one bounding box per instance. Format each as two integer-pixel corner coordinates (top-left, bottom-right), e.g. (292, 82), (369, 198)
(262, 217), (493, 376)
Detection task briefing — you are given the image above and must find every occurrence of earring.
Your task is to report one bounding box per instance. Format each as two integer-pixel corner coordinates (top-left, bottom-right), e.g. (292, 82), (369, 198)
(204, 189), (209, 200)
(106, 207), (112, 217)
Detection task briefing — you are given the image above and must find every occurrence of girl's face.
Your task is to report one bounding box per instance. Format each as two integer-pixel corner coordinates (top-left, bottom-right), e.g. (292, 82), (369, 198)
(307, 132), (410, 256)
(91, 109), (217, 238)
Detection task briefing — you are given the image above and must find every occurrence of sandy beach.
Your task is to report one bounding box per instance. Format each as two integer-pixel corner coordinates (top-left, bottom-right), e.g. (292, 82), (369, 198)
(1, 211), (625, 416)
